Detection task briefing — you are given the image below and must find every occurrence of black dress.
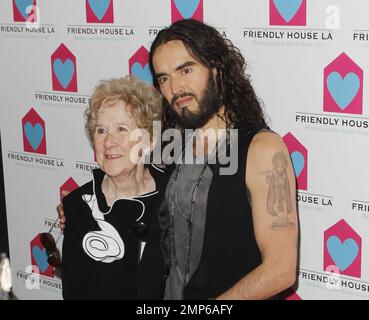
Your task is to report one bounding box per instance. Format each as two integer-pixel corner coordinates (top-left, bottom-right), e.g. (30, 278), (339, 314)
(62, 165), (166, 300)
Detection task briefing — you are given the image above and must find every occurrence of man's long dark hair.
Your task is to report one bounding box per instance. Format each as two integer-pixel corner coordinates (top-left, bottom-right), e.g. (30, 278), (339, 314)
(149, 19), (268, 131)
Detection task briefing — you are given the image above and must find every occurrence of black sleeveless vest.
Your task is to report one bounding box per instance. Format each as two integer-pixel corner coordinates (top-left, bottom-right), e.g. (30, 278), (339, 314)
(158, 126), (264, 300)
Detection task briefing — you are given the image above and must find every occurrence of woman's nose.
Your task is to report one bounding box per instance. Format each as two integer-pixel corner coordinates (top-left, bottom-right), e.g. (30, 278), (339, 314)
(103, 131), (117, 148)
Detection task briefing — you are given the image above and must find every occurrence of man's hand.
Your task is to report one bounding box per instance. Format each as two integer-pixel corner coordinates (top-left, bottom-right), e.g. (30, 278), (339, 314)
(57, 190), (70, 231)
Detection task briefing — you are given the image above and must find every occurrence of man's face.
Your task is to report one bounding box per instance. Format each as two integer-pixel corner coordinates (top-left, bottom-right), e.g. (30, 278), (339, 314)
(152, 40), (221, 129)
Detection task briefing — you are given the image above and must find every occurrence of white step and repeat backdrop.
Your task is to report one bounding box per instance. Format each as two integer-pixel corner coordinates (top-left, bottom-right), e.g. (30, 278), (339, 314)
(0, 0), (368, 300)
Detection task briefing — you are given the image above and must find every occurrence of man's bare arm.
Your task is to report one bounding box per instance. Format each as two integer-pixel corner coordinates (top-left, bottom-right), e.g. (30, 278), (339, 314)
(216, 132), (298, 300)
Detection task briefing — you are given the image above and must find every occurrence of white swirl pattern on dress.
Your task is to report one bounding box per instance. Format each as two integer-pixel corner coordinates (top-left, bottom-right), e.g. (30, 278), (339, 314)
(81, 194), (125, 263)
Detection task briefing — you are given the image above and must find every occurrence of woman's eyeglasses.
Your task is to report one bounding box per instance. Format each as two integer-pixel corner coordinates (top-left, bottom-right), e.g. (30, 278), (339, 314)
(39, 218), (62, 268)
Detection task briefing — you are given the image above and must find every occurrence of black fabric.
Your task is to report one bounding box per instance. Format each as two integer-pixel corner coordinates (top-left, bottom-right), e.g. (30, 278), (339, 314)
(61, 165), (166, 300)
(0, 133), (9, 257)
(158, 125), (266, 299)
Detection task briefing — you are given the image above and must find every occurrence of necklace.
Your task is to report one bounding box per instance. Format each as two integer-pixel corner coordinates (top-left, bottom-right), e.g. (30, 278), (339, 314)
(168, 161), (208, 298)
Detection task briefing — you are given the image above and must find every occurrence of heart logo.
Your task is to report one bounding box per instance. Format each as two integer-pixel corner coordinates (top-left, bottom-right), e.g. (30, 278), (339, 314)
(174, 0), (200, 19)
(88, 0), (111, 20)
(24, 122), (44, 151)
(291, 151), (304, 178)
(15, 0), (34, 19)
(327, 236), (359, 271)
(53, 58), (75, 89)
(32, 246), (49, 272)
(131, 63), (153, 85)
(273, 0), (302, 23)
(327, 72), (360, 110)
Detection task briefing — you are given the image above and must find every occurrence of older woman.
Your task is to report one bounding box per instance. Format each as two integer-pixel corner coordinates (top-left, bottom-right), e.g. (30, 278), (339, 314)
(61, 76), (166, 300)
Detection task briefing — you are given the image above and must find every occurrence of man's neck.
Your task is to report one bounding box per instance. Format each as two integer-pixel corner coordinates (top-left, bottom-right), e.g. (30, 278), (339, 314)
(192, 106), (227, 157)
(199, 106), (226, 131)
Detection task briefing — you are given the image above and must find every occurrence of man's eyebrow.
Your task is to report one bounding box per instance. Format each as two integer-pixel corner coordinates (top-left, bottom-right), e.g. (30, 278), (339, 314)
(155, 61), (197, 79)
(175, 61), (196, 71)
(155, 71), (167, 79)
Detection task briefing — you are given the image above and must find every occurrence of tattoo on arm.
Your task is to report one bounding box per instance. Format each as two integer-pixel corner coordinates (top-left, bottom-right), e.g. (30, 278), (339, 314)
(264, 151), (294, 229)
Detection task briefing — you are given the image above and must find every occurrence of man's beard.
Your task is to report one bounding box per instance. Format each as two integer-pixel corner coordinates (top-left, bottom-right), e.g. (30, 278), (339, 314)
(165, 74), (222, 129)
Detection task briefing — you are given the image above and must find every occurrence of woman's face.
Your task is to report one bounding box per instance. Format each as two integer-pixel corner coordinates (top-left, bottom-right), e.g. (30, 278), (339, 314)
(93, 100), (144, 178)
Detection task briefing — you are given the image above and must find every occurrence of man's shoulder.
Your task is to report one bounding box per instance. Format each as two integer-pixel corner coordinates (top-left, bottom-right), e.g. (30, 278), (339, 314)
(246, 130), (290, 180)
(249, 130), (285, 156)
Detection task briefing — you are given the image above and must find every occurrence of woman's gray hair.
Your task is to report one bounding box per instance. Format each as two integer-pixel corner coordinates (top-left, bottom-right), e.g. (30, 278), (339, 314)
(85, 75), (162, 145)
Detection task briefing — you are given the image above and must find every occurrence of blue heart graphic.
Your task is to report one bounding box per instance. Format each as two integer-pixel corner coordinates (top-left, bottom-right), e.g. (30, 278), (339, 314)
(273, 0), (303, 23)
(53, 58), (75, 89)
(24, 122), (44, 150)
(327, 72), (360, 110)
(291, 151), (304, 178)
(132, 62), (153, 85)
(15, 0), (34, 19)
(88, 0), (110, 20)
(327, 236), (358, 271)
(32, 246), (49, 272)
(174, 0), (200, 19)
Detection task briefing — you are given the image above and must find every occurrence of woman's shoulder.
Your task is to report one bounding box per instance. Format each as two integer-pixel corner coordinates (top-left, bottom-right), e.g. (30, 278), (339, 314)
(148, 163), (172, 180)
(148, 163), (165, 174)
(148, 164), (172, 192)
(62, 179), (94, 206)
